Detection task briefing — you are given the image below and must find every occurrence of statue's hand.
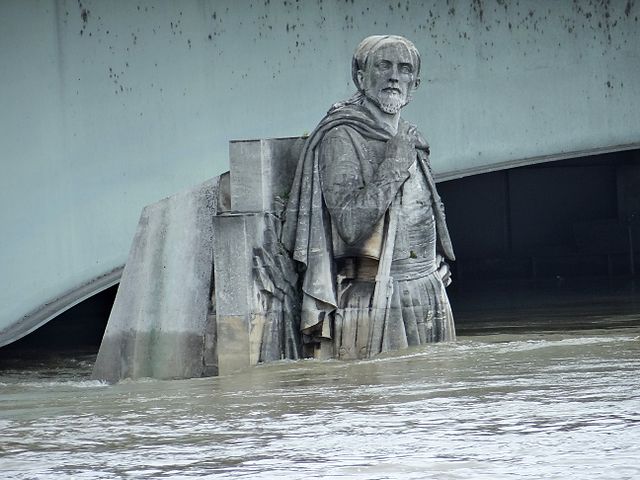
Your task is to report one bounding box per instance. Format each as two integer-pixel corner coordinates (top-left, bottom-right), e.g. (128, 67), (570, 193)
(386, 124), (418, 171)
(436, 254), (452, 287)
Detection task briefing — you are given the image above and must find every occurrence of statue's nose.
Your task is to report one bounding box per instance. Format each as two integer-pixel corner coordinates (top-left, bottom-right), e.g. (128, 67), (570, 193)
(389, 65), (399, 81)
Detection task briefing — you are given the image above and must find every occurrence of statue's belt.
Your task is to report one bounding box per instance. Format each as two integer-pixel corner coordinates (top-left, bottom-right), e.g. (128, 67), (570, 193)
(336, 257), (438, 282)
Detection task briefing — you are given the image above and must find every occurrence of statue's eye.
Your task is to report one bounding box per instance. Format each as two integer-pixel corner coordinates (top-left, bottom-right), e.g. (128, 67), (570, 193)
(399, 64), (413, 74)
(377, 60), (392, 70)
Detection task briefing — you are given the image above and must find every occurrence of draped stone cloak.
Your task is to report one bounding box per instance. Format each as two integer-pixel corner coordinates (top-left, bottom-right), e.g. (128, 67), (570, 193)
(281, 102), (455, 338)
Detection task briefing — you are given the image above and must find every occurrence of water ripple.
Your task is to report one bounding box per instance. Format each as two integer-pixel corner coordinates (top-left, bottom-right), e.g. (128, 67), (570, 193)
(1, 328), (639, 479)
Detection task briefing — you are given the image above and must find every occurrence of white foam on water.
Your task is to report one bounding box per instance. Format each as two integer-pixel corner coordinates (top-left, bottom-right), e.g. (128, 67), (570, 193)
(11, 379), (108, 389)
(495, 334), (638, 353)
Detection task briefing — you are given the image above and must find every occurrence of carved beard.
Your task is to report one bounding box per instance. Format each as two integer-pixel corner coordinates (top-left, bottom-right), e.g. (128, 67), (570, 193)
(367, 89), (410, 114)
(378, 96), (404, 114)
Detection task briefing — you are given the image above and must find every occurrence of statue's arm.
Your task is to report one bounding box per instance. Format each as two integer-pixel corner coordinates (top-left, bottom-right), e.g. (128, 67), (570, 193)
(318, 130), (411, 245)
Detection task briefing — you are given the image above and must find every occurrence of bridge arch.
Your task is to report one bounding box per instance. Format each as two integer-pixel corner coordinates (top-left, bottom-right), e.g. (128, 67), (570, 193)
(1, 1), (639, 346)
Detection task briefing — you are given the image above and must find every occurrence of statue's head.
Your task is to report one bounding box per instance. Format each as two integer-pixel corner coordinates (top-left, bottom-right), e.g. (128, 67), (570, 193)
(352, 35), (421, 114)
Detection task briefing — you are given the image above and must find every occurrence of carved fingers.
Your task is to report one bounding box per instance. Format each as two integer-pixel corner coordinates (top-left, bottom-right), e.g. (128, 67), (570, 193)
(386, 125), (418, 170)
(437, 254), (452, 287)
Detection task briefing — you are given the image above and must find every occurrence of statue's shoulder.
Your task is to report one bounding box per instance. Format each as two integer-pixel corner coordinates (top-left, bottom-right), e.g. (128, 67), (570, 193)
(322, 123), (361, 143)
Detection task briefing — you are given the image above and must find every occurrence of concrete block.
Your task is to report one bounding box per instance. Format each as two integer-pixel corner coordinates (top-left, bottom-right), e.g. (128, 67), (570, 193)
(213, 213), (266, 374)
(216, 315), (251, 376)
(92, 177), (219, 382)
(212, 214), (264, 315)
(229, 137), (304, 212)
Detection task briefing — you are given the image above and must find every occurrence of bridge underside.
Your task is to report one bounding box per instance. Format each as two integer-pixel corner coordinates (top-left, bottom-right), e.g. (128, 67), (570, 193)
(440, 148), (640, 333)
(441, 149), (640, 282)
(0, 285), (117, 361)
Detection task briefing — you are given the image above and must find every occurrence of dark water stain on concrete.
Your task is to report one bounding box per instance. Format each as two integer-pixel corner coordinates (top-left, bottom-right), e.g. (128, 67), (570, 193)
(77, 0), (90, 36)
(472, 0), (484, 23)
(625, 0), (634, 16)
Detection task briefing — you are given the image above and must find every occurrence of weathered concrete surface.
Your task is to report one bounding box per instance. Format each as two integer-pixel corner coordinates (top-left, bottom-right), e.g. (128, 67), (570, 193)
(92, 178), (218, 382)
(213, 138), (303, 374)
(213, 212), (301, 375)
(230, 137), (304, 213)
(2, 0), (639, 346)
(212, 213), (262, 375)
(93, 136), (302, 380)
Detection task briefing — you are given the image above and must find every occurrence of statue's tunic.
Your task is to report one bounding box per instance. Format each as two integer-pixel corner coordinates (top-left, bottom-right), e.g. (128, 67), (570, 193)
(319, 124), (455, 359)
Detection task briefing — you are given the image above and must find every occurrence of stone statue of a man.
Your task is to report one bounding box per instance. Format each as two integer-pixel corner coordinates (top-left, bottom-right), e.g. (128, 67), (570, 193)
(282, 35), (456, 359)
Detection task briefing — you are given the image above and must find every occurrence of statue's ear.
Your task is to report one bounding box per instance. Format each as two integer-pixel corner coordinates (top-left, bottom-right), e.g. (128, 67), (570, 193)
(356, 70), (365, 91)
(413, 76), (421, 90)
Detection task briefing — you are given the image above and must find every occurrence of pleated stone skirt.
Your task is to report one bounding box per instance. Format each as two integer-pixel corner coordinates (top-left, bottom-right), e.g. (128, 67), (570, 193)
(334, 266), (455, 360)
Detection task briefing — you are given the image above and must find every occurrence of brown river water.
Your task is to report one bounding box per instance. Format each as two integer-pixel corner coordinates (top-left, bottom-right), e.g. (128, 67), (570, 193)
(1, 324), (639, 479)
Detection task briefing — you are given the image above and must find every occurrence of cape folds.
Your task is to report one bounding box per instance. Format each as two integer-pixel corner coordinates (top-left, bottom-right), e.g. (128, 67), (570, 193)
(281, 102), (454, 333)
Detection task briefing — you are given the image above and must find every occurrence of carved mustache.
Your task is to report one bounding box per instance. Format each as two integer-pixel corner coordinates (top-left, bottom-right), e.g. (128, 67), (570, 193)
(381, 87), (402, 94)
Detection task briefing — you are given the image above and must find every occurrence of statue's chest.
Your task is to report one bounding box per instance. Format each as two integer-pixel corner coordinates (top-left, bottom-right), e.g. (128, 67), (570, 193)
(394, 163), (436, 261)
(400, 163), (433, 218)
(355, 138), (387, 183)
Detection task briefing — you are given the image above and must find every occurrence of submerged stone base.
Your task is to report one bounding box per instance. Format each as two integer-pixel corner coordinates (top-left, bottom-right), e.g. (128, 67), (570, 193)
(92, 178), (219, 382)
(93, 137), (305, 382)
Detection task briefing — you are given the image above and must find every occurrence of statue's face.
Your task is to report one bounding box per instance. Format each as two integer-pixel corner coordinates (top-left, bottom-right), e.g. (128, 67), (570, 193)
(357, 42), (420, 114)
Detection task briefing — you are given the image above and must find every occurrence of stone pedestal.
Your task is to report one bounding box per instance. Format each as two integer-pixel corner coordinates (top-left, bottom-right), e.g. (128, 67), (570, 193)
(93, 137), (304, 382)
(213, 213), (264, 374)
(213, 137), (304, 375)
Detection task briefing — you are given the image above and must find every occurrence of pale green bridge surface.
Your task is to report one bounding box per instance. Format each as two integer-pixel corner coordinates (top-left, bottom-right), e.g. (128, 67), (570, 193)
(1, 0), (639, 346)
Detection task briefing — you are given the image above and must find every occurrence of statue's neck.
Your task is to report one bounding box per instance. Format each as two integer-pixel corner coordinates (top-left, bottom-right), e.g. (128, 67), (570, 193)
(362, 97), (400, 135)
